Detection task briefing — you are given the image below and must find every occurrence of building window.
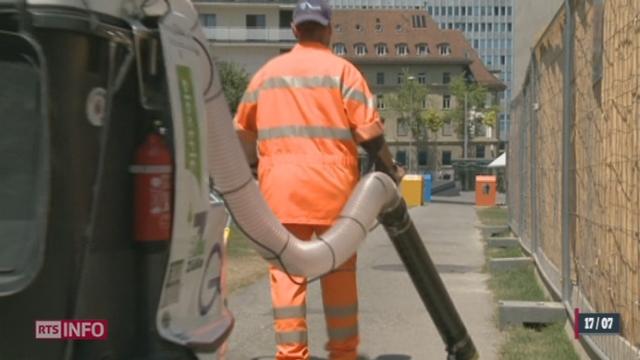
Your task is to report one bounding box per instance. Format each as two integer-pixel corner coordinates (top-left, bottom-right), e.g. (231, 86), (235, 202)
(447, 6), (453, 16)
(508, 6), (513, 16)
(501, 6), (507, 16)
(334, 24), (342, 32)
(375, 43), (388, 56)
(396, 24), (404, 32)
(416, 43), (429, 55)
(447, 22), (453, 29)
(474, 23), (479, 32)
(376, 72), (385, 85)
(333, 43), (346, 55)
(442, 121), (453, 136)
(397, 120), (409, 136)
(376, 94), (385, 109)
(476, 145), (485, 159)
(442, 95), (451, 109)
(417, 72), (427, 84)
(487, 23), (493, 32)
(246, 14), (266, 28)
(199, 14), (217, 28)
(501, 55), (506, 65)
(375, 23), (383, 32)
(418, 151), (428, 166)
(467, 6), (473, 15)
(481, 23), (486, 32)
(354, 43), (367, 56)
(454, 6), (459, 16)
(473, 39), (479, 48)
(442, 72), (451, 84)
(395, 150), (407, 166)
(412, 15), (426, 28)
(427, 6), (433, 15)
(467, 23), (472, 32)
(438, 44), (451, 56)
(508, 23), (512, 32)
(355, 24), (363, 31)
(396, 43), (409, 56)
(442, 151), (452, 166)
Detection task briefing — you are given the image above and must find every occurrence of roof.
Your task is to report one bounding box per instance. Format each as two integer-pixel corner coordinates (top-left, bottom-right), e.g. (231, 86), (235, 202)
(330, 9), (505, 90)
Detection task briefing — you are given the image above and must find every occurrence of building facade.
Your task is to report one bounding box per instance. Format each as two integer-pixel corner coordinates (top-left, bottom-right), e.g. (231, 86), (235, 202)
(194, 1), (297, 74)
(193, 2), (504, 175)
(424, 0), (513, 141)
(330, 0), (424, 9)
(332, 10), (505, 175)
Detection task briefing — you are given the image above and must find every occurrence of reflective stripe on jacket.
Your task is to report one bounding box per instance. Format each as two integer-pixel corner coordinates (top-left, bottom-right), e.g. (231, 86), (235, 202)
(234, 42), (384, 225)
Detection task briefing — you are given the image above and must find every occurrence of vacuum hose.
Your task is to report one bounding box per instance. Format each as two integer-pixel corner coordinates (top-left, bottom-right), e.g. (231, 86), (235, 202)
(198, 30), (477, 360)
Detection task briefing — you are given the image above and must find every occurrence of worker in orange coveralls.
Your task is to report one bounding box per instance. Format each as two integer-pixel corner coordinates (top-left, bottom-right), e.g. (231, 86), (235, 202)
(234, 1), (403, 359)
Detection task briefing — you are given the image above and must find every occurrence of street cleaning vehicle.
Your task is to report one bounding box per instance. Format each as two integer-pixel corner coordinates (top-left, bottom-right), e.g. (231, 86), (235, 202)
(0, 1), (477, 359)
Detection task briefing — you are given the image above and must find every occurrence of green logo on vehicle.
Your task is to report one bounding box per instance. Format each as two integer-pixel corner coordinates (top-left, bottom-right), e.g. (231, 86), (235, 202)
(177, 65), (202, 187)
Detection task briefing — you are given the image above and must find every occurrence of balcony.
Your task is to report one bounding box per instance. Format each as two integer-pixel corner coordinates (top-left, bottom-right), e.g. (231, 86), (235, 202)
(201, 27), (296, 42)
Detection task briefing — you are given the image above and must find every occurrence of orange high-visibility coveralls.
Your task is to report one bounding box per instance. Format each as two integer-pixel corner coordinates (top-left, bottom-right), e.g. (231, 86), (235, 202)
(234, 41), (384, 360)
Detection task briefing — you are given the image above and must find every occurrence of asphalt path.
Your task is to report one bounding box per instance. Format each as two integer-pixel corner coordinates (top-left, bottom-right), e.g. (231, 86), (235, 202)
(223, 195), (501, 360)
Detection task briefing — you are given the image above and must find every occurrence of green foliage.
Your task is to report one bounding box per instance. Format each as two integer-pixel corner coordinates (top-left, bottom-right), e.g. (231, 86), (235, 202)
(448, 74), (494, 135)
(424, 109), (445, 133)
(218, 62), (250, 113)
(386, 68), (431, 141)
(481, 105), (501, 128)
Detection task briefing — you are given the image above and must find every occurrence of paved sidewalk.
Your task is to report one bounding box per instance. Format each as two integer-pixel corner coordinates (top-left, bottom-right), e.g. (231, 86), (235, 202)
(223, 195), (501, 360)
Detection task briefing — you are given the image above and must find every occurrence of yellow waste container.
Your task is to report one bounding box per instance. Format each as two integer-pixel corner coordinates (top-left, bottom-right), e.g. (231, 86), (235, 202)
(400, 175), (424, 207)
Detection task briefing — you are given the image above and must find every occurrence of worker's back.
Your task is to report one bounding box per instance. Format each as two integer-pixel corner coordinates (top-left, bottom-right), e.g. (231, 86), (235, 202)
(236, 42), (381, 225)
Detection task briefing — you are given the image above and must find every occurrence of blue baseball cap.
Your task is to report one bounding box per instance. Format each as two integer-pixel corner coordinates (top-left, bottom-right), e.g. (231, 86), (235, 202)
(293, 0), (332, 26)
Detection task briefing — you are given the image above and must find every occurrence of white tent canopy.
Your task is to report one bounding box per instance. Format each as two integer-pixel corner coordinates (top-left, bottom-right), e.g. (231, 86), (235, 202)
(488, 152), (506, 168)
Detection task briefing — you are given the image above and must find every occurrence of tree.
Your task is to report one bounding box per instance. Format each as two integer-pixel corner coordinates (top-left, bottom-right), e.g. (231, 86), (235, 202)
(386, 69), (430, 172)
(424, 109), (446, 172)
(218, 62), (250, 113)
(448, 74), (497, 156)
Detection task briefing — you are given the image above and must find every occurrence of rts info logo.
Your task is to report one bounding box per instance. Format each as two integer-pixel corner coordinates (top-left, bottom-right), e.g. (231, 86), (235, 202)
(35, 320), (108, 340)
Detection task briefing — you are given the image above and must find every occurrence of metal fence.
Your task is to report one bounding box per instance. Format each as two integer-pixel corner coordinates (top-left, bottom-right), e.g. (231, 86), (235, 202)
(508, 0), (640, 358)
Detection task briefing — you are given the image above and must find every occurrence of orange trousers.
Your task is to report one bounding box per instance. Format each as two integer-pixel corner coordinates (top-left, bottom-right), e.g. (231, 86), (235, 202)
(270, 224), (359, 360)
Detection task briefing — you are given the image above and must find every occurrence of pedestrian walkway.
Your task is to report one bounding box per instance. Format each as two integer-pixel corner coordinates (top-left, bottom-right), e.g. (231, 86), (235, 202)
(223, 194), (501, 359)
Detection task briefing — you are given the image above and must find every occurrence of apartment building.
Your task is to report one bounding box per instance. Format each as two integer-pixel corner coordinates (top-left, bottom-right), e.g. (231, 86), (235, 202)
(332, 9), (505, 173)
(194, 0), (297, 74)
(193, 2), (504, 173)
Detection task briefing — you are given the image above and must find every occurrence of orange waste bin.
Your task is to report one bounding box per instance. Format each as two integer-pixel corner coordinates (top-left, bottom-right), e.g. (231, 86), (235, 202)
(475, 175), (497, 207)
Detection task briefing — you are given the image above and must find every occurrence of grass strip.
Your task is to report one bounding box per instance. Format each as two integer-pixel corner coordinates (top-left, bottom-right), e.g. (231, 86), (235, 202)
(477, 207), (580, 360)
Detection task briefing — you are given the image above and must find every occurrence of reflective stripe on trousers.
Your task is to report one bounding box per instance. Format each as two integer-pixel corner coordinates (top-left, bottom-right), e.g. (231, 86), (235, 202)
(270, 224), (359, 360)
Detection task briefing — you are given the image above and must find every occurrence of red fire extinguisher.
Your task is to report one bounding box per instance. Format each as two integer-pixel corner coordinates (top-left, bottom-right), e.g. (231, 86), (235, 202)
(131, 131), (173, 242)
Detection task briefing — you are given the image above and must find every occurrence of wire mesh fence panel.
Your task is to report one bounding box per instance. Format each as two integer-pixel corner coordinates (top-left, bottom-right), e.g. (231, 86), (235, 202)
(533, 14), (564, 275)
(509, 0), (640, 356)
(508, 94), (523, 234)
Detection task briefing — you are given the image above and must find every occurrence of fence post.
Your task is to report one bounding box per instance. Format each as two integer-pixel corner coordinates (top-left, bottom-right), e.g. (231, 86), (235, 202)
(561, 0), (575, 304)
(530, 54), (538, 256)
